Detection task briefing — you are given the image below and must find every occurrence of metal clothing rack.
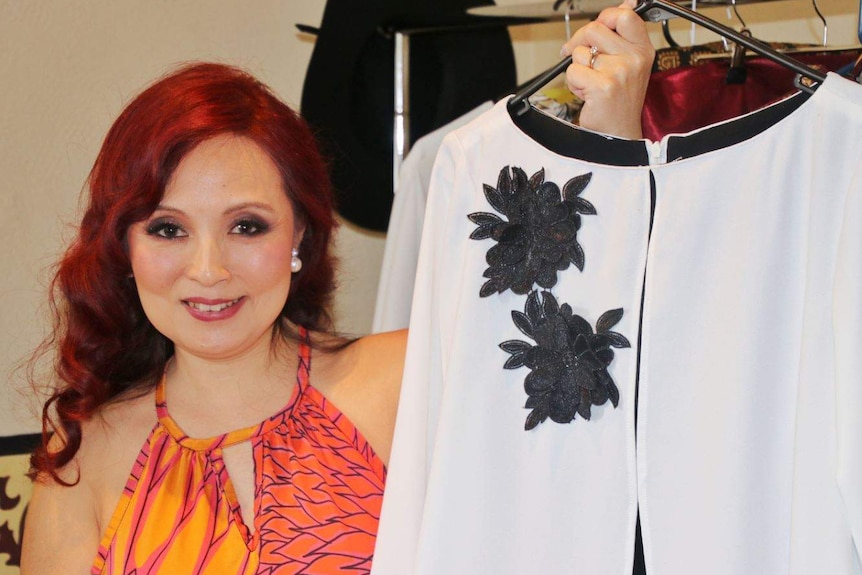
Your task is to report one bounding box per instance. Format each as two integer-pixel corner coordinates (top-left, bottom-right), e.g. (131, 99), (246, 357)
(392, 0), (862, 192)
(390, 17), (544, 193)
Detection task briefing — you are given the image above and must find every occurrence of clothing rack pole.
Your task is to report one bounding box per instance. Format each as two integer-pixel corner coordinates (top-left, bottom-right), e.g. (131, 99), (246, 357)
(390, 18), (543, 195)
(394, 32), (410, 195)
(857, 0), (861, 43)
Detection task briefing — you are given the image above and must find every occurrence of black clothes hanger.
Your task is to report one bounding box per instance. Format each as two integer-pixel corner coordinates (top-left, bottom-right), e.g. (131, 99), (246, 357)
(507, 0), (829, 117)
(661, 20), (681, 48)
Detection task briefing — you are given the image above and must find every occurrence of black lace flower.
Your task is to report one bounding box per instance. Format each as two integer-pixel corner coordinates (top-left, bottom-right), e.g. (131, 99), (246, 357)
(500, 291), (631, 430)
(468, 166), (596, 297)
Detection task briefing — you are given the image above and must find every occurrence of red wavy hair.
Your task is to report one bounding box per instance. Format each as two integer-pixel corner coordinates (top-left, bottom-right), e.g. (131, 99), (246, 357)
(31, 62), (339, 483)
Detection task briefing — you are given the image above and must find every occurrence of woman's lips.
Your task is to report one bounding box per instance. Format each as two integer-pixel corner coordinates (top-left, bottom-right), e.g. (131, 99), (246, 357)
(182, 297), (245, 321)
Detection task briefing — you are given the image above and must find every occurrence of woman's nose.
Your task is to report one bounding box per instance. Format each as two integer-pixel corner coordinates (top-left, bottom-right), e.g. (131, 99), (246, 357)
(186, 237), (231, 286)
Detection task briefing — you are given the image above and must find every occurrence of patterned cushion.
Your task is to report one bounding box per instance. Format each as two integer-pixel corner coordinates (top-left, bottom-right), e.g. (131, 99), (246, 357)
(0, 435), (39, 574)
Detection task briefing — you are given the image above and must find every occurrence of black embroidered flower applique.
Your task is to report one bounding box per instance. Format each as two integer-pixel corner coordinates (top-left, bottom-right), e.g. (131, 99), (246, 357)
(500, 291), (631, 430)
(468, 166), (596, 297)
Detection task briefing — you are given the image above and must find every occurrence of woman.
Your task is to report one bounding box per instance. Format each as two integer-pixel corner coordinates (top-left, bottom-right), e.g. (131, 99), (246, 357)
(21, 4), (653, 573)
(23, 61), (405, 574)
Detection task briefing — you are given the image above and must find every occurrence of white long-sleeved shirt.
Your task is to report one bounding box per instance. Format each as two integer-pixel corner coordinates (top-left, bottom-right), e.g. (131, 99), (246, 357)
(373, 102), (493, 333)
(373, 73), (862, 575)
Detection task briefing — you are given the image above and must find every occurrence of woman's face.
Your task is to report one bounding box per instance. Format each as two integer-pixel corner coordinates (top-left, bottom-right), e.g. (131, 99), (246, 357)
(128, 134), (303, 361)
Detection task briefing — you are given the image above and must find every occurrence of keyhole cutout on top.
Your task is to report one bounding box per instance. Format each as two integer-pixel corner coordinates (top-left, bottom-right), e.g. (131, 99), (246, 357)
(221, 441), (257, 534)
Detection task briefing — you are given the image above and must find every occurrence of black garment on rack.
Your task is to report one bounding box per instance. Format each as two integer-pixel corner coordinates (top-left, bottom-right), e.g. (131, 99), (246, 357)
(301, 0), (516, 232)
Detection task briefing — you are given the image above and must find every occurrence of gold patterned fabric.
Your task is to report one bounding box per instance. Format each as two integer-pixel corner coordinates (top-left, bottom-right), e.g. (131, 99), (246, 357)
(0, 435), (38, 574)
(652, 41), (820, 72)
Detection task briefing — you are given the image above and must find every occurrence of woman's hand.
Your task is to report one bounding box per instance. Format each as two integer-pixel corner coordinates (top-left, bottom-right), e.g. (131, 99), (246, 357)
(561, 0), (655, 139)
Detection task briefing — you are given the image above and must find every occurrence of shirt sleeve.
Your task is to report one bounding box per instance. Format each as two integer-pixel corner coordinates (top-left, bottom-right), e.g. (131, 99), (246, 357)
(834, 159), (862, 563)
(372, 148), (429, 333)
(370, 135), (463, 575)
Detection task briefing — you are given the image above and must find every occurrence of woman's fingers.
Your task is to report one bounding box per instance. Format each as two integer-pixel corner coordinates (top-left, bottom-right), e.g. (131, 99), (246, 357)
(571, 45), (601, 70)
(564, 45), (602, 100)
(562, 1), (653, 60)
(597, 4), (653, 47)
(565, 10), (652, 57)
(559, 3), (655, 139)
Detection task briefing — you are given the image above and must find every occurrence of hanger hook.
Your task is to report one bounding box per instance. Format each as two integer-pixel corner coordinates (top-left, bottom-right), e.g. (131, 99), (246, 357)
(730, 0), (747, 30)
(553, 0), (575, 38)
(812, 0), (828, 46)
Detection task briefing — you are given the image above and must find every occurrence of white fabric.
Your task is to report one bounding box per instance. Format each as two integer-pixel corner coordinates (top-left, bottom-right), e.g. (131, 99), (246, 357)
(373, 73), (862, 575)
(373, 102), (494, 333)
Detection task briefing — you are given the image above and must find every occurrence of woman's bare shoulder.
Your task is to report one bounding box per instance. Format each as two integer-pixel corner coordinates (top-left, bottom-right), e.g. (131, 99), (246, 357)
(22, 388), (156, 574)
(345, 329), (408, 407)
(312, 329), (408, 466)
(352, 329), (408, 380)
(86, 387), (157, 483)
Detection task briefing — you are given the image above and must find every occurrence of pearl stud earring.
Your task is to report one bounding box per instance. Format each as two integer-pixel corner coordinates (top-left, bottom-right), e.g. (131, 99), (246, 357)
(291, 247), (302, 273)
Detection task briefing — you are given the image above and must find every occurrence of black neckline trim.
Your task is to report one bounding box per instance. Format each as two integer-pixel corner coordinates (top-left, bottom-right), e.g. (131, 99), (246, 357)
(509, 106), (649, 166)
(507, 89), (812, 166)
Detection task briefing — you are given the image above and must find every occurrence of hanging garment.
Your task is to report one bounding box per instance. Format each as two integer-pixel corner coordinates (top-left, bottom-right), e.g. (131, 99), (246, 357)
(650, 41), (823, 72)
(300, 0), (516, 232)
(374, 101), (493, 333)
(92, 332), (385, 575)
(643, 49), (860, 140)
(374, 94), (584, 333)
(372, 73), (862, 575)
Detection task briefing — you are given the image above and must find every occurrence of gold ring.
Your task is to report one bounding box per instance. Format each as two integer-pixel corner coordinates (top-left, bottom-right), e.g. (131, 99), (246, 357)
(589, 45), (599, 69)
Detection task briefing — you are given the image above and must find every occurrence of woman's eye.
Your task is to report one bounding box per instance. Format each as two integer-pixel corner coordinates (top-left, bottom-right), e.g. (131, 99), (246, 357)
(231, 219), (269, 236)
(146, 221), (187, 239)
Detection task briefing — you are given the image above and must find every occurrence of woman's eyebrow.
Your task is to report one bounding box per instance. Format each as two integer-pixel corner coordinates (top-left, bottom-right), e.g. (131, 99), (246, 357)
(223, 201), (276, 215)
(149, 202), (277, 216)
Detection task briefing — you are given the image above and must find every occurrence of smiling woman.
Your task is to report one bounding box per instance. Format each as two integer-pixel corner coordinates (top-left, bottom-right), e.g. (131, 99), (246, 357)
(128, 135), (302, 361)
(21, 63), (407, 575)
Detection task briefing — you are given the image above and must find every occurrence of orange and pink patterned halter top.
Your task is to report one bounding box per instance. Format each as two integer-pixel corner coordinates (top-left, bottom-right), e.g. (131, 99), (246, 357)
(92, 332), (386, 574)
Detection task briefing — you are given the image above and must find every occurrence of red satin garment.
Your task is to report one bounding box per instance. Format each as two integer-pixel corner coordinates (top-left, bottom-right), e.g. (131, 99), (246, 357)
(642, 51), (860, 141)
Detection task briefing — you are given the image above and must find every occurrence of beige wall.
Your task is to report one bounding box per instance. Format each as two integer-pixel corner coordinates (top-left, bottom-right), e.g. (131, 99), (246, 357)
(0, 0), (329, 435)
(1, 0), (859, 436)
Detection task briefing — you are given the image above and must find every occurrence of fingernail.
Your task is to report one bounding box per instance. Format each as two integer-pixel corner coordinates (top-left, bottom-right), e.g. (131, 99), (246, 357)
(560, 43), (570, 57)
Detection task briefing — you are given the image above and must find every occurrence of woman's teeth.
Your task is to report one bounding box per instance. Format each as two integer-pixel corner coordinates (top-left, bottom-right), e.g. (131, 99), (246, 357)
(186, 298), (240, 312)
